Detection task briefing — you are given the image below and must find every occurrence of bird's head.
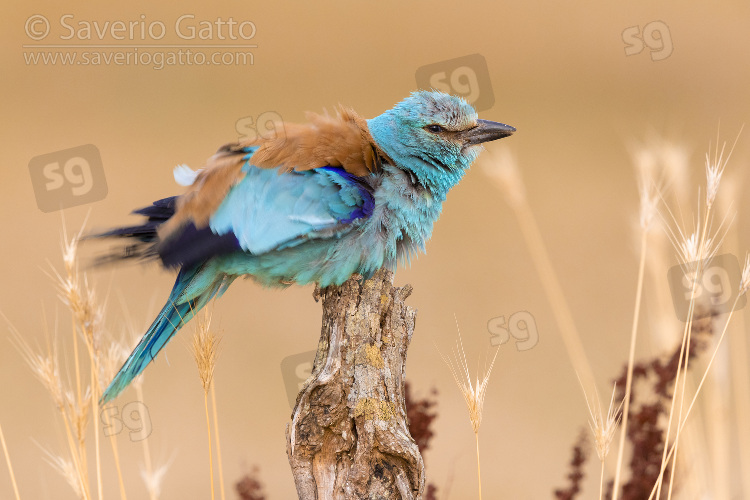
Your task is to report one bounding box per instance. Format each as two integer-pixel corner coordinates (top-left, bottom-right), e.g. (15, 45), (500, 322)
(368, 91), (515, 194)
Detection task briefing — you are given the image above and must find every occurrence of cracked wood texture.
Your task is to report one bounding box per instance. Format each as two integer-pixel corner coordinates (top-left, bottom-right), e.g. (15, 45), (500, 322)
(286, 269), (425, 499)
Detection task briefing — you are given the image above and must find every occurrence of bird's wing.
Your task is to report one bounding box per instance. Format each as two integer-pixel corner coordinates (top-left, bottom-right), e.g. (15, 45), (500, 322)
(148, 143), (375, 268)
(206, 163), (375, 255)
(158, 106), (388, 242)
(100, 107), (386, 268)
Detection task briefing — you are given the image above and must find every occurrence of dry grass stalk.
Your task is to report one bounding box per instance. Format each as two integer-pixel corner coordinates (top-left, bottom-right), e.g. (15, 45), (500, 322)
(122, 305), (162, 500)
(480, 147), (597, 399)
(612, 159), (659, 500)
(58, 227), (105, 500)
(439, 324), (499, 500)
(726, 244), (750, 497)
(211, 385), (226, 500)
(99, 340), (131, 500)
(191, 309), (222, 500)
(6, 311), (92, 499)
(0, 421), (21, 500)
(658, 134), (739, 500)
(647, 255), (750, 499)
(6, 222), (123, 500)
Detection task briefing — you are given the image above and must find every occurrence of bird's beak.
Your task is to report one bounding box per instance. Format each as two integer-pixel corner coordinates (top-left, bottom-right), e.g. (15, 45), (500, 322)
(460, 119), (516, 145)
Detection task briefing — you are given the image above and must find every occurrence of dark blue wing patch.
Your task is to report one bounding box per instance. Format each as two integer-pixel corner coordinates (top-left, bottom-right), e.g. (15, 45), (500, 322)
(319, 167), (375, 223)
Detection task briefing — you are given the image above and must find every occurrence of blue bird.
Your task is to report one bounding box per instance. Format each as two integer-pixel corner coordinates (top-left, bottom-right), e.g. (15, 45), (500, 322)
(96, 91), (515, 403)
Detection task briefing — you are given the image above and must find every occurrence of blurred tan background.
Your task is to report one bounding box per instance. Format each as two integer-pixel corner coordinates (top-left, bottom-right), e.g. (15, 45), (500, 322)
(2, 0), (750, 498)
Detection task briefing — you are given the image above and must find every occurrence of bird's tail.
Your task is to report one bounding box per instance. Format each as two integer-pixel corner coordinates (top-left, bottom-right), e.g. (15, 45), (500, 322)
(100, 264), (228, 404)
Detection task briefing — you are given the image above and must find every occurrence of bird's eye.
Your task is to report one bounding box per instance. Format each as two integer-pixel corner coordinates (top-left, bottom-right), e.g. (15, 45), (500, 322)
(425, 124), (444, 133)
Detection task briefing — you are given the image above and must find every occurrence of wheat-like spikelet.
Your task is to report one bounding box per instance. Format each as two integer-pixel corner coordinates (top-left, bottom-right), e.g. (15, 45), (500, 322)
(65, 387), (92, 448)
(192, 309), (222, 500)
(41, 447), (85, 498)
(439, 328), (498, 435)
(140, 455), (175, 500)
(5, 316), (64, 410)
(5, 310), (92, 498)
(581, 381), (623, 500)
(439, 323), (499, 500)
(60, 226), (107, 500)
(655, 132), (739, 500)
(583, 383), (623, 462)
(192, 310), (220, 393)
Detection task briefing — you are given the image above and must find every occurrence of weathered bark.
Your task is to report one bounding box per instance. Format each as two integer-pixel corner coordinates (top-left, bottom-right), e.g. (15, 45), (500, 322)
(286, 269), (425, 499)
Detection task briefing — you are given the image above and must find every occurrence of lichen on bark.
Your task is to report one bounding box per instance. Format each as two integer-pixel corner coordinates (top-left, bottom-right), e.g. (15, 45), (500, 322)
(286, 269), (425, 499)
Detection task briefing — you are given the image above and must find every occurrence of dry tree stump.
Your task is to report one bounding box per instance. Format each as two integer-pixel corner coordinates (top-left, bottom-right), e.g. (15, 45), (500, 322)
(285, 269), (425, 499)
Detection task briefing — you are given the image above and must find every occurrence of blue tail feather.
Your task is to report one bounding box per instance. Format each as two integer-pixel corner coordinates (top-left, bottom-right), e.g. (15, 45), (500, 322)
(100, 266), (220, 404)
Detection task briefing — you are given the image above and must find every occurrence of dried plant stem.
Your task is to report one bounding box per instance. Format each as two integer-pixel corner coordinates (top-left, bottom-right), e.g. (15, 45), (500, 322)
(657, 286), (695, 500)
(599, 461), (604, 500)
(649, 294), (741, 500)
(203, 392), (215, 500)
(0, 421), (20, 500)
(210, 386), (226, 500)
(72, 315), (83, 419)
(730, 310), (750, 496)
(192, 311), (220, 500)
(475, 432), (482, 500)
(63, 412), (91, 500)
(513, 200), (597, 394)
(91, 363), (103, 500)
(612, 231), (648, 500)
(104, 416), (128, 500)
(439, 324), (497, 500)
(72, 322), (89, 486)
(660, 209), (713, 499)
(724, 224), (750, 497)
(135, 384), (157, 500)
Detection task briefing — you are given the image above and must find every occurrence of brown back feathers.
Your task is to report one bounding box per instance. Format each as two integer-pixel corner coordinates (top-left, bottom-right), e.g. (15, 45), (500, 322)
(158, 105), (388, 243)
(248, 106), (391, 177)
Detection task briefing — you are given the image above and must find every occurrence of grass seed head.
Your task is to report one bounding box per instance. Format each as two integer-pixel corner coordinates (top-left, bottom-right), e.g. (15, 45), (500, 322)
(140, 455), (174, 499)
(41, 448), (84, 498)
(582, 382), (623, 462)
(439, 325), (499, 435)
(191, 309), (221, 393)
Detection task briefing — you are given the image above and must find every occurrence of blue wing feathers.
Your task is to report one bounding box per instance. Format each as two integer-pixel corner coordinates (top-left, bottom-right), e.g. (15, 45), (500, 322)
(209, 164), (373, 255)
